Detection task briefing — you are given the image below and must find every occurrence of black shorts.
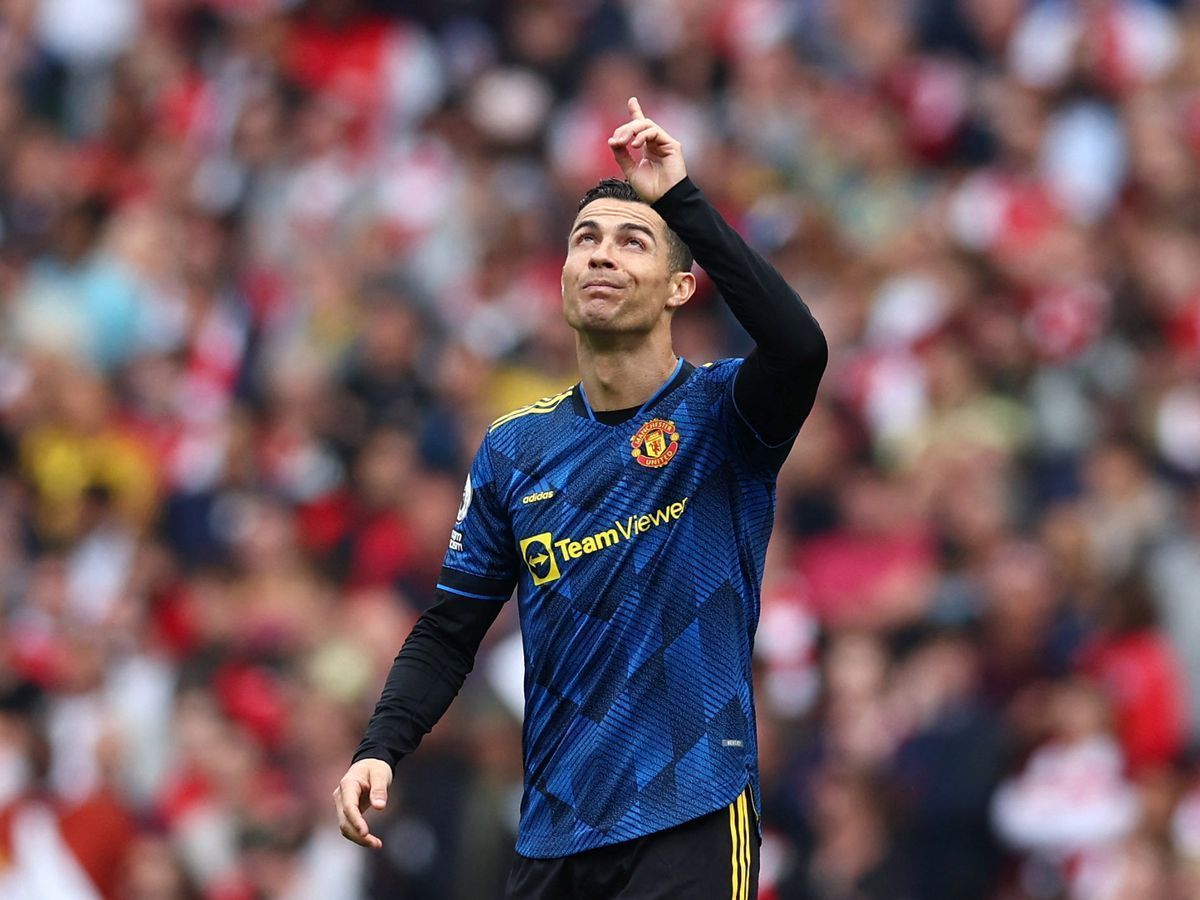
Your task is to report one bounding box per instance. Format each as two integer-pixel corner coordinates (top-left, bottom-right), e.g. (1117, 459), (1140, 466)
(505, 787), (759, 900)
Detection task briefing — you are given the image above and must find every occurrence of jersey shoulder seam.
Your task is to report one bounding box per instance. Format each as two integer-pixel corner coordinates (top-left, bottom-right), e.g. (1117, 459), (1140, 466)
(488, 387), (575, 432)
(696, 357), (742, 382)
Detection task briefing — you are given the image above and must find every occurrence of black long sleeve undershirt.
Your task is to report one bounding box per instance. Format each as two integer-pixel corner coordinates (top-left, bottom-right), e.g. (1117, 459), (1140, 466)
(354, 587), (506, 768)
(653, 177), (828, 447)
(354, 178), (827, 770)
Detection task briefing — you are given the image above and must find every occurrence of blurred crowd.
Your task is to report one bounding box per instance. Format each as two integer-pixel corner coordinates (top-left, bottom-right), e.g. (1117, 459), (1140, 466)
(1, 0), (1200, 897)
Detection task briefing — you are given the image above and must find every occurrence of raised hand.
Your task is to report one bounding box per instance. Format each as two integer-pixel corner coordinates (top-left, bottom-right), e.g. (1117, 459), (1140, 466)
(334, 758), (393, 849)
(607, 97), (687, 204)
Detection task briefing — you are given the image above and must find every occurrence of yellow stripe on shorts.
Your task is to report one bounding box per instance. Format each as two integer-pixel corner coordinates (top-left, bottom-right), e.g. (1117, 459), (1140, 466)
(738, 792), (750, 900)
(728, 798), (740, 900)
(729, 789), (752, 900)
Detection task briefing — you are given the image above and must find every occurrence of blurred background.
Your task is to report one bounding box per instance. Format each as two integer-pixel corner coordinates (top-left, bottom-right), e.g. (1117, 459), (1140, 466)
(0, 0), (1199, 897)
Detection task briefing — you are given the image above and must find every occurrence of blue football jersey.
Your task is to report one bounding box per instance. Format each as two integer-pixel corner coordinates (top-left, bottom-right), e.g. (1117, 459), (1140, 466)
(440, 357), (788, 858)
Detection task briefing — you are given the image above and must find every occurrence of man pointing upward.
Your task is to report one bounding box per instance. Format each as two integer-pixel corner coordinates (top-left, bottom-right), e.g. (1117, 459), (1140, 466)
(335, 97), (827, 899)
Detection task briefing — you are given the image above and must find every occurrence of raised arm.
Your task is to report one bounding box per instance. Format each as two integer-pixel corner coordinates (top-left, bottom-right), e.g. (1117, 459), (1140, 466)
(654, 178), (827, 447)
(609, 97), (827, 449)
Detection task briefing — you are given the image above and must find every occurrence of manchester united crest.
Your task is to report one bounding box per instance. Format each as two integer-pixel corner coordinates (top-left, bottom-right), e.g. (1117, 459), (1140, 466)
(631, 418), (681, 468)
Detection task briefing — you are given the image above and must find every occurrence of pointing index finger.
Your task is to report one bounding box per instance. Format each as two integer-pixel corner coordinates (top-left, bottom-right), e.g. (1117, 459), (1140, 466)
(628, 96), (644, 120)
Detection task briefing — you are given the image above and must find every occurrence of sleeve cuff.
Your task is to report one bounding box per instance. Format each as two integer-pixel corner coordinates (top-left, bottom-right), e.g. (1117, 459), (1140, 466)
(436, 566), (515, 601)
(352, 744), (399, 770)
(651, 176), (701, 221)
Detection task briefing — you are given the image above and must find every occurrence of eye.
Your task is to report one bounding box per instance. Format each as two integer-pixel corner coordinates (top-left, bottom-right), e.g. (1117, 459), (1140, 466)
(625, 237), (645, 249)
(574, 233), (596, 245)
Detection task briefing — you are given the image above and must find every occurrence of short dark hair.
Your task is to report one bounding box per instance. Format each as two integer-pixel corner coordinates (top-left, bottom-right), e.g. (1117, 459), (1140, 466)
(576, 178), (693, 274)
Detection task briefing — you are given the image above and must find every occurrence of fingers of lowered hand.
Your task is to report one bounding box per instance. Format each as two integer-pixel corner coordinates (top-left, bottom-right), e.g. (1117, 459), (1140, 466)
(368, 764), (390, 810)
(334, 776), (382, 849)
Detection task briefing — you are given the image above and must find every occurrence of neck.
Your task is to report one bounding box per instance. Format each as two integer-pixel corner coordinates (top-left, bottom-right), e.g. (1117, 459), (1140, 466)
(576, 329), (679, 412)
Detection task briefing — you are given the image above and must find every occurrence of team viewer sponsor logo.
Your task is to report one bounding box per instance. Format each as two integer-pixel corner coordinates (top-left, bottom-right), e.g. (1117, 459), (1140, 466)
(631, 418), (680, 468)
(519, 533), (561, 585)
(518, 496), (689, 583)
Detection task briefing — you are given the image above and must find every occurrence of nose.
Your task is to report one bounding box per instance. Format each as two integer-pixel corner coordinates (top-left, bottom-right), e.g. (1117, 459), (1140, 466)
(587, 238), (616, 269)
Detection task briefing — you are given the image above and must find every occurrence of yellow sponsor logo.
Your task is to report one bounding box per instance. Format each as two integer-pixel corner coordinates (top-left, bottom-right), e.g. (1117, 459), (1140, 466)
(518, 497), (689, 582)
(521, 490), (556, 505)
(519, 532), (561, 585)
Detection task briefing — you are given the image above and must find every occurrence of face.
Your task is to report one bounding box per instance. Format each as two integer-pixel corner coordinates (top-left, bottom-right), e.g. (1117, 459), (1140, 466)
(561, 199), (693, 336)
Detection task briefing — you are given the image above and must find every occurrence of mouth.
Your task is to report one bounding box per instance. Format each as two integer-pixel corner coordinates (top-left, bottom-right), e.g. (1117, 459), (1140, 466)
(581, 280), (624, 291)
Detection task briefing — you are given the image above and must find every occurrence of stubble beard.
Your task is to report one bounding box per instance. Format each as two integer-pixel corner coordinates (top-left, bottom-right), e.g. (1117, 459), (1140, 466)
(564, 290), (657, 339)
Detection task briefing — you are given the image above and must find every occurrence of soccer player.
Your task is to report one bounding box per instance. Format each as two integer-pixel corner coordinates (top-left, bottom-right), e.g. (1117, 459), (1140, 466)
(334, 98), (827, 899)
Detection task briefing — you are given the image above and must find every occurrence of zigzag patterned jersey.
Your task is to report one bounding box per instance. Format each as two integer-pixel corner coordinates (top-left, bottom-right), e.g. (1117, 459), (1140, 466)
(439, 357), (789, 859)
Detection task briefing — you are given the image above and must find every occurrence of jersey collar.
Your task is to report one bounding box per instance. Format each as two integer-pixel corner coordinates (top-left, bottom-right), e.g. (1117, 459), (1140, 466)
(572, 357), (694, 423)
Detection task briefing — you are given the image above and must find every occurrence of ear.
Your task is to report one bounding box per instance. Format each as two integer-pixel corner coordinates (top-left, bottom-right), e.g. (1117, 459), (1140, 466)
(665, 271), (696, 311)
